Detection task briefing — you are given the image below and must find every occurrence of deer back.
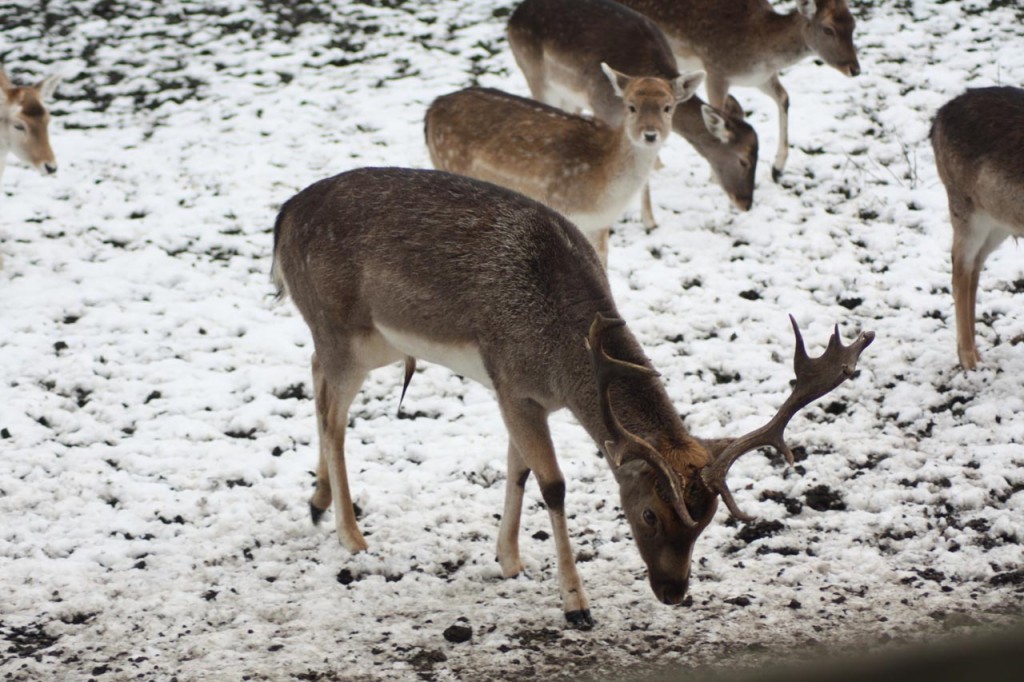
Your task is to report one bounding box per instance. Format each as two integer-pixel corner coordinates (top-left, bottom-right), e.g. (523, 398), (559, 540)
(425, 81), (681, 238)
(616, 0), (858, 80)
(425, 87), (622, 218)
(508, 0), (680, 126)
(274, 167), (619, 397)
(931, 86), (1024, 229)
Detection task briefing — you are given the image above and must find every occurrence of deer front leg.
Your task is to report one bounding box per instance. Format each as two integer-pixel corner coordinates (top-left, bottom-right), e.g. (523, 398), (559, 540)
(594, 227), (610, 270)
(641, 182), (656, 230)
(498, 396), (593, 629)
(759, 74), (790, 183)
(496, 442), (530, 578)
(310, 352), (369, 553)
(640, 154), (666, 229)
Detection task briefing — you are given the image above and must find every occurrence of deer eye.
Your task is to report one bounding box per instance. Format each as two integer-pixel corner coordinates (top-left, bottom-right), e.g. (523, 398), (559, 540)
(663, 105), (672, 113)
(823, 26), (836, 37)
(642, 508), (657, 527)
(629, 104), (637, 113)
(13, 123), (26, 132)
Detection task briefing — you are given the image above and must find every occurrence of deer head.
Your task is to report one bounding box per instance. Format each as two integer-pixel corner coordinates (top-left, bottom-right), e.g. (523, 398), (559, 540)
(1, 66), (61, 177)
(589, 314), (874, 603)
(798, 0), (860, 77)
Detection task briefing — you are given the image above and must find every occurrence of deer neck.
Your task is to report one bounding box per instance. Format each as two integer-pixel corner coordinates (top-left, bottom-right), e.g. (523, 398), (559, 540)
(671, 97), (717, 154)
(564, 326), (702, 474)
(760, 10), (815, 72)
(604, 126), (662, 198)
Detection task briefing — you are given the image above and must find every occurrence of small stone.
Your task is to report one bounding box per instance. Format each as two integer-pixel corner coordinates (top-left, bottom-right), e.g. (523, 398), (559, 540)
(443, 623), (472, 643)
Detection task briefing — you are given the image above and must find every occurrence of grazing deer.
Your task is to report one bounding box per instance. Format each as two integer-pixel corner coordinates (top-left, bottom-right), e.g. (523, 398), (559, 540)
(426, 66), (701, 265)
(616, 0), (860, 182)
(931, 87), (1024, 370)
(507, 0), (758, 226)
(272, 167), (874, 627)
(1, 66), (60, 185)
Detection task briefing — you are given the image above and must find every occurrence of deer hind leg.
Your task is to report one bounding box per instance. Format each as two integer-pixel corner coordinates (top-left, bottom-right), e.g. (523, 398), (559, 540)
(951, 207), (1010, 369)
(310, 351), (370, 553)
(498, 395), (593, 629)
(496, 442), (530, 578)
(758, 74), (790, 183)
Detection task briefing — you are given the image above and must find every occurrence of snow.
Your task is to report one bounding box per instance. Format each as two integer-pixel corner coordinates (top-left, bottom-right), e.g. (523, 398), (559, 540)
(1, 1), (1022, 680)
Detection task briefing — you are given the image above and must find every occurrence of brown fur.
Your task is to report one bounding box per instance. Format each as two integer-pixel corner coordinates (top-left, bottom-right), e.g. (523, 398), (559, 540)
(273, 168), (715, 622)
(507, 0), (758, 216)
(931, 87), (1024, 369)
(1, 66), (60, 183)
(616, 0), (859, 180)
(425, 72), (691, 263)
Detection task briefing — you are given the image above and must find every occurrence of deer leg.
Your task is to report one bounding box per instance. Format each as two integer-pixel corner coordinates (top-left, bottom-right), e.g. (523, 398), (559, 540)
(496, 442), (530, 578)
(952, 208), (1010, 369)
(641, 183), (657, 229)
(310, 351), (370, 553)
(595, 228), (610, 269)
(498, 396), (593, 629)
(759, 74), (790, 183)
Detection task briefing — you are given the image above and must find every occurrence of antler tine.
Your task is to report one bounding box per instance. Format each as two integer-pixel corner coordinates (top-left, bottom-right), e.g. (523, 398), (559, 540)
(701, 316), (875, 521)
(586, 314), (658, 462)
(585, 314), (698, 528)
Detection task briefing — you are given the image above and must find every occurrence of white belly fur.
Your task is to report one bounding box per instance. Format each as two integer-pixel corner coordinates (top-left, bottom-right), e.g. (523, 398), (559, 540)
(376, 322), (493, 389)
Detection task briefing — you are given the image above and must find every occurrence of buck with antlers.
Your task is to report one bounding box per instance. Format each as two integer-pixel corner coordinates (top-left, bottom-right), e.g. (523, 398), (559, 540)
(615, 0), (859, 182)
(272, 167), (873, 627)
(507, 0), (758, 226)
(425, 64), (702, 264)
(1, 66), (61, 186)
(931, 86), (1024, 370)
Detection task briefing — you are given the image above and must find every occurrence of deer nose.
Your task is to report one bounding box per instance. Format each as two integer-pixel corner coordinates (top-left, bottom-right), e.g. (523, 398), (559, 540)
(656, 580), (689, 605)
(732, 193), (753, 211)
(848, 62), (861, 77)
(643, 131), (658, 144)
(43, 163), (57, 175)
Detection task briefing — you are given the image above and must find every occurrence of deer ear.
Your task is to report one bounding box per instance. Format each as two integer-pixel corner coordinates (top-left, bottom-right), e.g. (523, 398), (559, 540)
(701, 104), (733, 144)
(37, 74), (62, 101)
(0, 66), (11, 91)
(723, 94), (746, 120)
(600, 62), (631, 99)
(796, 0), (818, 19)
(673, 70), (704, 103)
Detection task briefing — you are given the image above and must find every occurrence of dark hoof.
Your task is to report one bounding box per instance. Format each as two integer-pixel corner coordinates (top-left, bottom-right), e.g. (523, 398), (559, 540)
(565, 609), (595, 630)
(310, 502), (326, 525)
(771, 166), (783, 183)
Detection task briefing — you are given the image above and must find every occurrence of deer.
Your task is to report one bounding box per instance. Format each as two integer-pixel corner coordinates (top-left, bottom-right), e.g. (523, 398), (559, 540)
(931, 86), (1024, 370)
(507, 0), (758, 228)
(1, 66), (61, 186)
(272, 166), (874, 627)
(615, 0), (860, 183)
(425, 64), (702, 265)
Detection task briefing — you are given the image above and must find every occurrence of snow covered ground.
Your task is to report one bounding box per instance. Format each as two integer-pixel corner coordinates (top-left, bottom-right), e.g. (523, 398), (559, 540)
(1, 1), (1022, 679)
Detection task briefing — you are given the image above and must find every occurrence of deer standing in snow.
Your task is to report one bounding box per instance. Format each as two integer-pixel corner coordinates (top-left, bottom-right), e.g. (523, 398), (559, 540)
(1, 66), (60, 186)
(425, 64), (702, 265)
(272, 167), (873, 627)
(507, 0), (758, 227)
(616, 0), (860, 182)
(931, 87), (1024, 370)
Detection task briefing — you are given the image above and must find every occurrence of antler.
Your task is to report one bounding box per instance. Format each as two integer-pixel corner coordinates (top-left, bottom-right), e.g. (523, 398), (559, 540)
(586, 314), (699, 528)
(700, 316), (875, 521)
